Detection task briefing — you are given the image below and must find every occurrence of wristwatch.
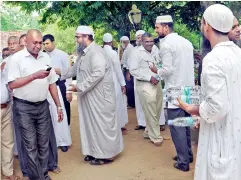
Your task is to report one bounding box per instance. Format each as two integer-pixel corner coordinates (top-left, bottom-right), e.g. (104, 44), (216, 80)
(57, 106), (63, 110)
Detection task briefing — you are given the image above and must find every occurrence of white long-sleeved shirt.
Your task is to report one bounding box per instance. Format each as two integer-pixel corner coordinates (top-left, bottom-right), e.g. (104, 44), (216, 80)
(121, 43), (134, 70)
(157, 33), (195, 108)
(129, 45), (158, 82)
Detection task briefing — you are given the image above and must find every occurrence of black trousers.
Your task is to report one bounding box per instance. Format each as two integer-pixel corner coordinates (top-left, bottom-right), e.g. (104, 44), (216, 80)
(123, 70), (135, 107)
(167, 108), (193, 170)
(56, 79), (71, 125)
(13, 97), (51, 180)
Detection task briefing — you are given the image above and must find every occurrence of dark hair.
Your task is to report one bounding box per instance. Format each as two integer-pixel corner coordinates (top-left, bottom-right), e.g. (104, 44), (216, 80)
(161, 22), (174, 31)
(82, 34), (94, 42)
(2, 47), (9, 52)
(19, 34), (26, 43)
(141, 33), (153, 41)
(43, 34), (55, 42)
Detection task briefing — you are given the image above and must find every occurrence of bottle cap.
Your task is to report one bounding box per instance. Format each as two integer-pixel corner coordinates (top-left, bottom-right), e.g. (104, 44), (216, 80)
(167, 120), (173, 125)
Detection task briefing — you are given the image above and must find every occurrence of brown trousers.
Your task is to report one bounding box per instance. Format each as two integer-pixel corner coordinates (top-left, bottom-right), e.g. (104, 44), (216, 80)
(1, 104), (14, 176)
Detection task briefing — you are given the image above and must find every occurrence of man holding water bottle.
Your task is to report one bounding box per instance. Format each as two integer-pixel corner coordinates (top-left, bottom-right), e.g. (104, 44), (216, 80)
(150, 15), (194, 171)
(129, 33), (163, 147)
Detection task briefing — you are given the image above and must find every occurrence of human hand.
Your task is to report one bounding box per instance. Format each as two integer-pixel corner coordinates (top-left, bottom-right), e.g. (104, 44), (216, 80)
(121, 86), (126, 94)
(149, 64), (158, 74)
(67, 84), (77, 92)
(150, 76), (159, 86)
(32, 70), (50, 80)
(126, 72), (131, 81)
(66, 92), (73, 102)
(54, 68), (61, 76)
(57, 109), (64, 122)
(177, 97), (200, 116)
(1, 62), (6, 71)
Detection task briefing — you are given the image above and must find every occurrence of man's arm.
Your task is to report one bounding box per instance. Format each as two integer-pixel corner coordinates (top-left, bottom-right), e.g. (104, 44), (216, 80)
(49, 83), (61, 107)
(150, 43), (174, 77)
(178, 59), (228, 123)
(8, 57), (50, 90)
(75, 53), (106, 95)
(60, 60), (78, 80)
(157, 44), (174, 77)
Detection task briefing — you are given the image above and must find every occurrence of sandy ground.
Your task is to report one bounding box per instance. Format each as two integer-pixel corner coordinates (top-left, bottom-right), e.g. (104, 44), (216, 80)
(13, 98), (197, 180)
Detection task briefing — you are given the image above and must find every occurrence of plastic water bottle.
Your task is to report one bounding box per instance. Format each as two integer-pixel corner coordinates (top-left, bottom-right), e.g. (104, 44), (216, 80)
(163, 95), (200, 105)
(166, 86), (201, 96)
(165, 86), (201, 105)
(168, 116), (200, 127)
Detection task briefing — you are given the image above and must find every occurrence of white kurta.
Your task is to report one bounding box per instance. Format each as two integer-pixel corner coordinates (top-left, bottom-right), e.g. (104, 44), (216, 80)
(132, 45), (165, 126)
(194, 41), (241, 180)
(47, 86), (72, 147)
(103, 45), (128, 128)
(61, 42), (123, 159)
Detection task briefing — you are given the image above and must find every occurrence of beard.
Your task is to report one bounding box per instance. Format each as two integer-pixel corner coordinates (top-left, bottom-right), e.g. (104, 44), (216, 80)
(76, 43), (86, 56)
(201, 34), (212, 58)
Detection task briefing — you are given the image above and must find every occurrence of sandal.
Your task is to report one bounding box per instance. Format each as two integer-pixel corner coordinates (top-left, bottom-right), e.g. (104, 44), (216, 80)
(90, 159), (113, 165)
(3, 175), (20, 180)
(160, 125), (165, 131)
(84, 155), (95, 162)
(51, 167), (61, 174)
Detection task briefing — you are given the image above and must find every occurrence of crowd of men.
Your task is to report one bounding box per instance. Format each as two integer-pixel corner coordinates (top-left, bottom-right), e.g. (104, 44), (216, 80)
(1, 3), (241, 180)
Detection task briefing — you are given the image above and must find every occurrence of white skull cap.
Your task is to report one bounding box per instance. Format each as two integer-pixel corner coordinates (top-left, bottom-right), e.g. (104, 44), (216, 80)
(120, 36), (129, 41)
(203, 4), (234, 33)
(156, 15), (173, 24)
(135, 30), (145, 37)
(103, 33), (113, 42)
(76, 26), (95, 36)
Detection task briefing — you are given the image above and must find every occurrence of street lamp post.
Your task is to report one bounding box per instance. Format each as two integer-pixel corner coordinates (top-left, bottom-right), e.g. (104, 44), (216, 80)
(128, 4), (142, 31)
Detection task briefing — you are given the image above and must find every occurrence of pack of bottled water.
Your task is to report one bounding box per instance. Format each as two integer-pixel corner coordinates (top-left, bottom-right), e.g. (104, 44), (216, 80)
(163, 86), (201, 105)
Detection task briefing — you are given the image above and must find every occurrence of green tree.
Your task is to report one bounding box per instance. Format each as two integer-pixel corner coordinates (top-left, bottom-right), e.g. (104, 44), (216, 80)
(6, 1), (201, 34)
(1, 3), (40, 31)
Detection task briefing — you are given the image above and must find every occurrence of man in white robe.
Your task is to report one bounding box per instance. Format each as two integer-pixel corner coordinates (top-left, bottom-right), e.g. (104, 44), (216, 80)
(61, 26), (123, 165)
(133, 30), (166, 131)
(102, 33), (128, 132)
(177, 4), (241, 180)
(43, 34), (72, 152)
(121, 36), (135, 108)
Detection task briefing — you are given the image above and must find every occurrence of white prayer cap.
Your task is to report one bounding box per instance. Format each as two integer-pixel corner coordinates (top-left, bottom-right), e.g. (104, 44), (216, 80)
(76, 25), (94, 35)
(103, 33), (113, 42)
(156, 15), (173, 24)
(135, 30), (145, 37)
(203, 4), (233, 33)
(120, 36), (129, 41)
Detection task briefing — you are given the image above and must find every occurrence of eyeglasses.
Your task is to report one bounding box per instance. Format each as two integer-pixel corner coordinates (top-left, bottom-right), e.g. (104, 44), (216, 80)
(75, 35), (83, 39)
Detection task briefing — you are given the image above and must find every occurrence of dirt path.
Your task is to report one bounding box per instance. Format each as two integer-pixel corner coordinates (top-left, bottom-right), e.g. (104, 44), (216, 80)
(14, 99), (196, 180)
